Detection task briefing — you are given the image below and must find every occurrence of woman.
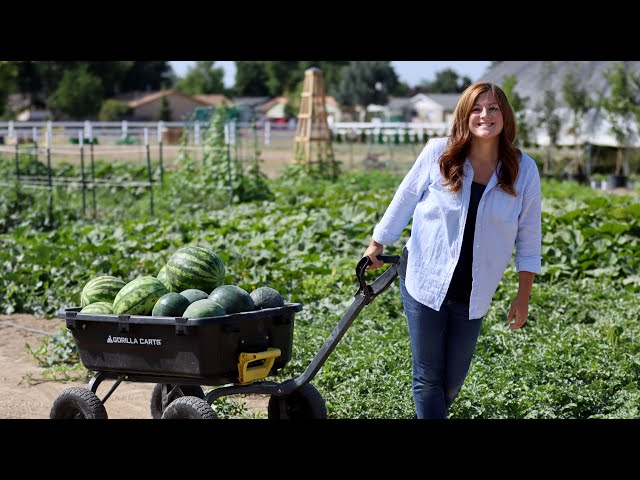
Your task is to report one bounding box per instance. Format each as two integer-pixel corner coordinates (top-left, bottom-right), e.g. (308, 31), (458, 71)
(363, 82), (542, 419)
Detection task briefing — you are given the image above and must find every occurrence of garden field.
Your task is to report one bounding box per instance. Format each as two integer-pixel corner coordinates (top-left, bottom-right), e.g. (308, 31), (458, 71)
(1, 158), (639, 418)
(1, 116), (639, 419)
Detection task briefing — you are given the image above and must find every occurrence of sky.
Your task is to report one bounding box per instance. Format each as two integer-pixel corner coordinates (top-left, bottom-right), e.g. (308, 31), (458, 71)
(169, 61), (492, 88)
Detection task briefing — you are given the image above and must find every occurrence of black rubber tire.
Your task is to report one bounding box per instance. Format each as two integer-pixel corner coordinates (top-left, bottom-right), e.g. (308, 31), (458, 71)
(267, 383), (327, 419)
(150, 384), (205, 419)
(161, 396), (218, 419)
(50, 387), (108, 419)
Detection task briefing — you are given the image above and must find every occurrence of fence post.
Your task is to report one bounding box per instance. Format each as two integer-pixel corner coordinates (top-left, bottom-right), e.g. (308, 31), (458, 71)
(88, 124), (97, 218)
(224, 123), (233, 206)
(14, 141), (20, 204)
(264, 120), (270, 146)
(157, 121), (164, 184)
(145, 128), (154, 216)
(253, 119), (259, 168)
(46, 129), (53, 226)
(79, 131), (86, 216)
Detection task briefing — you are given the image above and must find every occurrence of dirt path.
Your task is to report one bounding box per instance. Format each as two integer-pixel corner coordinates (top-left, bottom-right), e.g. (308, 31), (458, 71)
(0, 314), (268, 419)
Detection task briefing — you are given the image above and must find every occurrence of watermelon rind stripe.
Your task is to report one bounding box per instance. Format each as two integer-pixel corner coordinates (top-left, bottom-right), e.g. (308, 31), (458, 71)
(113, 277), (168, 315)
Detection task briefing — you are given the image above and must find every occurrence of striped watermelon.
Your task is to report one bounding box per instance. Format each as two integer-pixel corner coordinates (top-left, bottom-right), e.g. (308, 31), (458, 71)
(80, 302), (114, 314)
(113, 276), (168, 316)
(81, 275), (126, 307)
(157, 265), (174, 292)
(165, 246), (225, 293)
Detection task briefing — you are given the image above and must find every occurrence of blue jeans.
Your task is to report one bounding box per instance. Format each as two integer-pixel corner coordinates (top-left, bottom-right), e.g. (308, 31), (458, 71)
(399, 277), (483, 419)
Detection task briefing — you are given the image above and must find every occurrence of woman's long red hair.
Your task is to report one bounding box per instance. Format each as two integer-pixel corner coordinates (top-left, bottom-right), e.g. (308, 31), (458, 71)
(440, 82), (520, 196)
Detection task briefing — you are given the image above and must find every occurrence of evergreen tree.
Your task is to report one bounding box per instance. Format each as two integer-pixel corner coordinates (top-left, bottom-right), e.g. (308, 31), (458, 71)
(176, 61), (225, 95)
(47, 64), (104, 119)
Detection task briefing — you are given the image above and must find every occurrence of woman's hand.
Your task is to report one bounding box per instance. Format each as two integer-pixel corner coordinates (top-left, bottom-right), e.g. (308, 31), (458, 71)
(363, 239), (384, 269)
(507, 294), (529, 330)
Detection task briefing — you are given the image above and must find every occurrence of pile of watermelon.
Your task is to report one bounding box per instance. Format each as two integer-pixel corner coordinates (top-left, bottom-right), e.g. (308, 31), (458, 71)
(79, 245), (285, 319)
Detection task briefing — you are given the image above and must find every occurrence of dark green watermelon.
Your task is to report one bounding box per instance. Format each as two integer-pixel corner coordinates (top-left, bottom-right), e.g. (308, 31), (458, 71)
(182, 299), (226, 318)
(180, 289), (210, 304)
(152, 292), (191, 317)
(250, 286), (285, 309)
(209, 285), (255, 314)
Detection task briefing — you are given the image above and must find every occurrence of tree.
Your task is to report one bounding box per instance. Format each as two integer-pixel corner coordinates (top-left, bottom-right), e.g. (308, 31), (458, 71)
(232, 62), (270, 96)
(561, 67), (591, 175)
(120, 61), (173, 93)
(334, 61), (399, 120)
(537, 90), (562, 176)
(416, 68), (471, 93)
(47, 64), (104, 119)
(155, 93), (172, 121)
(501, 74), (531, 149)
(99, 99), (132, 121)
(176, 61), (225, 95)
(0, 61), (18, 118)
(601, 62), (640, 176)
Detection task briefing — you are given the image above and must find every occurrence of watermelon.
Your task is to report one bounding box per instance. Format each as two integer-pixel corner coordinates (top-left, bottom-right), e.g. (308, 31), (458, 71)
(250, 287), (285, 309)
(180, 289), (209, 304)
(152, 292), (191, 317)
(80, 302), (114, 314)
(209, 285), (255, 314)
(182, 299), (226, 319)
(165, 246), (225, 293)
(113, 276), (168, 316)
(80, 275), (126, 307)
(157, 265), (174, 292)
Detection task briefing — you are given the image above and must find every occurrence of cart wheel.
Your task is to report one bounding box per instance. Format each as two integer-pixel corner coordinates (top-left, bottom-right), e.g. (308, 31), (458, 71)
(267, 383), (327, 419)
(150, 383), (205, 419)
(50, 387), (108, 419)
(161, 396), (218, 419)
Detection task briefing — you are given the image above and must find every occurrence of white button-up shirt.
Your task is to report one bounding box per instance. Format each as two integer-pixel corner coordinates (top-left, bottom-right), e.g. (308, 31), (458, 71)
(372, 136), (542, 319)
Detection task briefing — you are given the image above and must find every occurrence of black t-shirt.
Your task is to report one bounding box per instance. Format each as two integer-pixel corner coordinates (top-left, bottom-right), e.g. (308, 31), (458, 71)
(444, 181), (487, 304)
(398, 181), (486, 305)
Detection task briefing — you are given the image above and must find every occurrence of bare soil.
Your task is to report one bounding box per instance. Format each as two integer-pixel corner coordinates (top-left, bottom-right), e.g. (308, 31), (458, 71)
(0, 314), (268, 419)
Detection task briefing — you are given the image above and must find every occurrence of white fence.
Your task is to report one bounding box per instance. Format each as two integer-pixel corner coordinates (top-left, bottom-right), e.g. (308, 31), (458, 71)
(0, 120), (453, 147)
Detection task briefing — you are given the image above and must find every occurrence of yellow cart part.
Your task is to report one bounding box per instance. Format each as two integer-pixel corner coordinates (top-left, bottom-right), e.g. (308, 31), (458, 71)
(237, 347), (281, 385)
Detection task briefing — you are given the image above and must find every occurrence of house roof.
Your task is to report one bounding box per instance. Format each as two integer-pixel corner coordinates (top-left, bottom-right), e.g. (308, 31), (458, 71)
(477, 61), (640, 109)
(477, 61), (640, 147)
(257, 96), (287, 114)
(424, 93), (460, 111)
(193, 94), (232, 106)
(232, 96), (272, 108)
(127, 90), (209, 109)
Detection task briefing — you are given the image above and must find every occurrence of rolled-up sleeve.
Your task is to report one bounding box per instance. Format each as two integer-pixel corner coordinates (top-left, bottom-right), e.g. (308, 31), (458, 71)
(515, 162), (542, 273)
(372, 141), (434, 245)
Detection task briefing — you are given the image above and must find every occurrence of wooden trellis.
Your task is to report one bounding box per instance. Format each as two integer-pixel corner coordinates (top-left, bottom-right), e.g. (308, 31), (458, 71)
(293, 67), (338, 177)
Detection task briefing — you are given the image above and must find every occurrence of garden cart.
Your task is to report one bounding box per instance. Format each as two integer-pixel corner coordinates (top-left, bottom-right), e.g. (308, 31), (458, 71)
(50, 254), (400, 419)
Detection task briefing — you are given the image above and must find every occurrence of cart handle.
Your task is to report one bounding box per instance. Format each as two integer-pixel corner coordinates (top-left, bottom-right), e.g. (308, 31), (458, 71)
(356, 255), (400, 302)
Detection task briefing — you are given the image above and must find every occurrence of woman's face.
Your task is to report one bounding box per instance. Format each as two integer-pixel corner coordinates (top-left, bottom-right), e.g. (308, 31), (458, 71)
(468, 92), (504, 141)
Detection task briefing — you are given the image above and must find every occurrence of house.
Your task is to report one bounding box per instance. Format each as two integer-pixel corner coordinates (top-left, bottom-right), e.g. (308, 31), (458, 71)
(257, 96), (289, 122)
(193, 94), (233, 108)
(255, 95), (341, 125)
(8, 93), (52, 121)
(126, 90), (210, 121)
(232, 96), (272, 122)
(382, 93), (460, 123)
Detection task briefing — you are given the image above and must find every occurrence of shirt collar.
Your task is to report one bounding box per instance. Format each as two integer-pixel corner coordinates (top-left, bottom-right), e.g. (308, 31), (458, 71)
(464, 159), (502, 193)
